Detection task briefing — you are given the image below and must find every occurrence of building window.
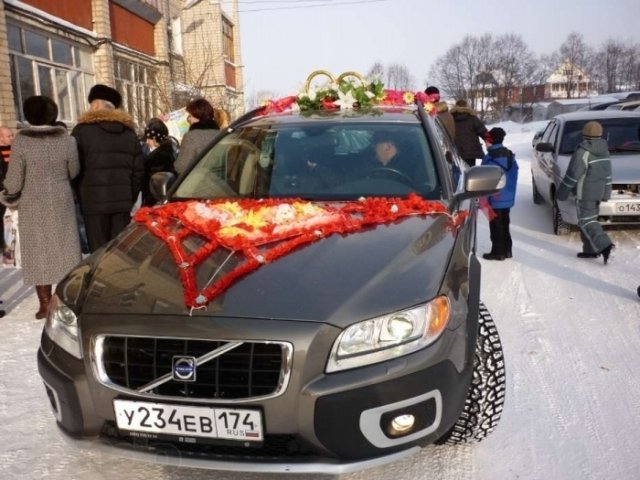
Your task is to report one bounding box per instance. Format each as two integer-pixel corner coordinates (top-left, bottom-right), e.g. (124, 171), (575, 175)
(7, 23), (95, 124)
(222, 17), (234, 62)
(114, 56), (159, 130)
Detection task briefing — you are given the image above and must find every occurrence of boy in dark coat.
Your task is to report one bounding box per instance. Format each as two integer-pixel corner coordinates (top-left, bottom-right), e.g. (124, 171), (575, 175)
(72, 84), (144, 252)
(556, 121), (614, 264)
(481, 127), (518, 261)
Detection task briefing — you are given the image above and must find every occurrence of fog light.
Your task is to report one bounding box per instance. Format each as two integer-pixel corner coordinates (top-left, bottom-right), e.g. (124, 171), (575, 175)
(387, 414), (416, 437)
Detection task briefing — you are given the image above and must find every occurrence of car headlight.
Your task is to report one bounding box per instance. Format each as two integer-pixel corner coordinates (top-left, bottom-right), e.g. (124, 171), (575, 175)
(44, 294), (82, 359)
(326, 296), (450, 373)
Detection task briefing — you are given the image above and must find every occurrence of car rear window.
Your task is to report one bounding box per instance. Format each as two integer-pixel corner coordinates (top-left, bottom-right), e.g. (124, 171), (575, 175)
(174, 122), (441, 201)
(560, 118), (640, 154)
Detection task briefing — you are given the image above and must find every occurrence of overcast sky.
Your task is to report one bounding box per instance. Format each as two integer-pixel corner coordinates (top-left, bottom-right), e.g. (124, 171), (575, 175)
(238, 0), (640, 98)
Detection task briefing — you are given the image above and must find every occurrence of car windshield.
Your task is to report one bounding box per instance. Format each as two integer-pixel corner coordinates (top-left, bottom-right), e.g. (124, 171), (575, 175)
(173, 120), (441, 201)
(559, 118), (640, 154)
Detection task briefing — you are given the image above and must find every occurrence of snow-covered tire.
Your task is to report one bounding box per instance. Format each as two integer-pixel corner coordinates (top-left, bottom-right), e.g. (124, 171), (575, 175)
(437, 302), (506, 445)
(532, 175), (544, 205)
(553, 198), (571, 235)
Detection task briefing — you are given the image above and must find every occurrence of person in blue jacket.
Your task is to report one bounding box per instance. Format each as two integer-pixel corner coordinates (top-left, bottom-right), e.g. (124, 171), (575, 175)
(481, 127), (518, 260)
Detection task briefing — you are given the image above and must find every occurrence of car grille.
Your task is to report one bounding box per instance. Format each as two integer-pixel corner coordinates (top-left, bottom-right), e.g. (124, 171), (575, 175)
(612, 183), (639, 194)
(95, 336), (290, 401)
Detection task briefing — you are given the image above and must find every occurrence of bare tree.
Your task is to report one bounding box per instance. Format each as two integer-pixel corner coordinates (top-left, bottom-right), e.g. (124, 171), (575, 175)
(493, 33), (536, 113)
(429, 44), (467, 100)
(557, 32), (592, 98)
(244, 90), (280, 110)
(366, 61), (385, 81)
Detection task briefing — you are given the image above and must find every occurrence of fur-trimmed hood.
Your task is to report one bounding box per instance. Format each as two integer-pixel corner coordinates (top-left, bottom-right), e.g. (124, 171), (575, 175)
(77, 108), (136, 132)
(17, 126), (68, 138)
(451, 106), (478, 117)
(434, 101), (450, 113)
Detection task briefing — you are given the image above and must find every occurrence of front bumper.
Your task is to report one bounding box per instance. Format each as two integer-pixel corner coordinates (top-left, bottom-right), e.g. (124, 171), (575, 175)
(37, 315), (472, 472)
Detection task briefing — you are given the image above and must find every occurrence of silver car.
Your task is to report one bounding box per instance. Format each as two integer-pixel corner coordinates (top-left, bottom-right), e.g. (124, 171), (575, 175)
(532, 111), (640, 234)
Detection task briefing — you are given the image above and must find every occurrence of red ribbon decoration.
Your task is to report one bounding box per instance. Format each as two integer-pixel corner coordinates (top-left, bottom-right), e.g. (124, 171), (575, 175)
(133, 194), (464, 309)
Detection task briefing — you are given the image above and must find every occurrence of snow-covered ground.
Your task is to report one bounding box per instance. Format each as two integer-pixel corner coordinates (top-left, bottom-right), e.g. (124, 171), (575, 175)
(1, 121), (639, 480)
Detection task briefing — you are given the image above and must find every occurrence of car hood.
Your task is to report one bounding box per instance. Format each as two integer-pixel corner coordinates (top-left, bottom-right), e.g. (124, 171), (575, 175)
(71, 214), (457, 327)
(558, 151), (640, 183)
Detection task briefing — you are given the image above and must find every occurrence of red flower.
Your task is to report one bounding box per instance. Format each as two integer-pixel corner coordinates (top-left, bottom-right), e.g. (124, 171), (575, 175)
(321, 96), (338, 110)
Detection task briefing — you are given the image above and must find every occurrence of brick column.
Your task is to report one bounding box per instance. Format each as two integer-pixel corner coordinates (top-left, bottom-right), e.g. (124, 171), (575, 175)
(92, 0), (115, 84)
(0, 1), (17, 127)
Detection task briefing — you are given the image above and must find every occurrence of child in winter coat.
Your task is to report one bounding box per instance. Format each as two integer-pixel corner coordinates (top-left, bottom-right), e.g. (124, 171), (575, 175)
(481, 127), (518, 260)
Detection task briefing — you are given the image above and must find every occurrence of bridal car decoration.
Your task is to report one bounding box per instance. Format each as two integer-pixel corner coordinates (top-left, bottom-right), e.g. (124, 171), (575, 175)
(134, 194), (464, 310)
(260, 70), (440, 115)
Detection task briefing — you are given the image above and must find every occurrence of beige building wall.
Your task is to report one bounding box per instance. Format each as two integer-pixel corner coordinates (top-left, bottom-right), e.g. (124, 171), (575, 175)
(0, 0), (244, 128)
(181, 0), (243, 119)
(92, 0), (115, 86)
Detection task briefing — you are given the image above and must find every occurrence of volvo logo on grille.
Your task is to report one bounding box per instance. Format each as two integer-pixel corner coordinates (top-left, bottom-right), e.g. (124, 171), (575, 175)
(172, 356), (197, 382)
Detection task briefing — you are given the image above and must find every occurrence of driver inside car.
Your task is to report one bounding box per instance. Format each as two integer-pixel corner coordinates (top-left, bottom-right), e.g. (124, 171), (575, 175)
(365, 130), (418, 184)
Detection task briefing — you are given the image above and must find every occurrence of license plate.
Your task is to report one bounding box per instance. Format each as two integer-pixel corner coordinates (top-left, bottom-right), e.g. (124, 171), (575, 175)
(615, 202), (640, 214)
(113, 400), (263, 442)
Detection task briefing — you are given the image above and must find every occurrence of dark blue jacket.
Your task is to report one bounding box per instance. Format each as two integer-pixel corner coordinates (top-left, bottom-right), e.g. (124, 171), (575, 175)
(481, 144), (518, 209)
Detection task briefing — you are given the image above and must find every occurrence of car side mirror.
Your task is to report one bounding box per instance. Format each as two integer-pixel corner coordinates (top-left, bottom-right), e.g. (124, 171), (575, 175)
(150, 171), (177, 203)
(535, 142), (554, 153)
(449, 165), (504, 213)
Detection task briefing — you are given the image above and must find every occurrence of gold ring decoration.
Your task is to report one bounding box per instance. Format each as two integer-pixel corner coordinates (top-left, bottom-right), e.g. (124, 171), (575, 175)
(336, 71), (366, 86)
(304, 70), (336, 92)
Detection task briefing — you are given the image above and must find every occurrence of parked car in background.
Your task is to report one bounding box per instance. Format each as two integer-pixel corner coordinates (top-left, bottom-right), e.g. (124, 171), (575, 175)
(605, 100), (640, 111)
(577, 100), (623, 111)
(37, 93), (507, 473)
(532, 110), (640, 234)
(531, 123), (548, 147)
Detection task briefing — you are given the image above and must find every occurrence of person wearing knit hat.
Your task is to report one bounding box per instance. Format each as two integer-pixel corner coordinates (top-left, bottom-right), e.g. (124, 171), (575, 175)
(481, 127), (518, 260)
(557, 120), (614, 264)
(423, 85), (455, 139)
(71, 84), (144, 253)
(141, 118), (176, 206)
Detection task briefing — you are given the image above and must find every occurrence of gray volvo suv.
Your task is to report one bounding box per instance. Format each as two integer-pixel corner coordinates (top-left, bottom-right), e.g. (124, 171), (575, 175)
(37, 99), (506, 474)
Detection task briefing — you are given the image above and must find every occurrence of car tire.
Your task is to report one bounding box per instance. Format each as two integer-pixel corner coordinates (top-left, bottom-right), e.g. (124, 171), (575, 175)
(553, 198), (571, 235)
(532, 175), (544, 205)
(436, 302), (506, 445)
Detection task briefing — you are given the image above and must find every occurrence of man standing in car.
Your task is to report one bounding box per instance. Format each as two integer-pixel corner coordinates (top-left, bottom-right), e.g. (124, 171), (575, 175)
(557, 121), (615, 264)
(72, 85), (144, 252)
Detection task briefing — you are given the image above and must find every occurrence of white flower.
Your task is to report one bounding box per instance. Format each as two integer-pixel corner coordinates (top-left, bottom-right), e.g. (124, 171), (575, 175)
(365, 91), (375, 99)
(390, 204), (399, 213)
(290, 102), (301, 113)
(334, 90), (357, 110)
(329, 82), (339, 91)
(307, 88), (317, 101)
(195, 294), (207, 304)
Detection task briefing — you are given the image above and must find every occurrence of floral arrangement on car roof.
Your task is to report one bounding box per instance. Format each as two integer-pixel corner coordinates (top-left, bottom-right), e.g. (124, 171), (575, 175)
(260, 70), (440, 115)
(133, 195), (465, 311)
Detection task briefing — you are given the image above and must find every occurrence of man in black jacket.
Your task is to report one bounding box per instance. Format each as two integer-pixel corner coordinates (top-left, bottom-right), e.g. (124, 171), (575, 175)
(72, 84), (144, 252)
(451, 99), (487, 167)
